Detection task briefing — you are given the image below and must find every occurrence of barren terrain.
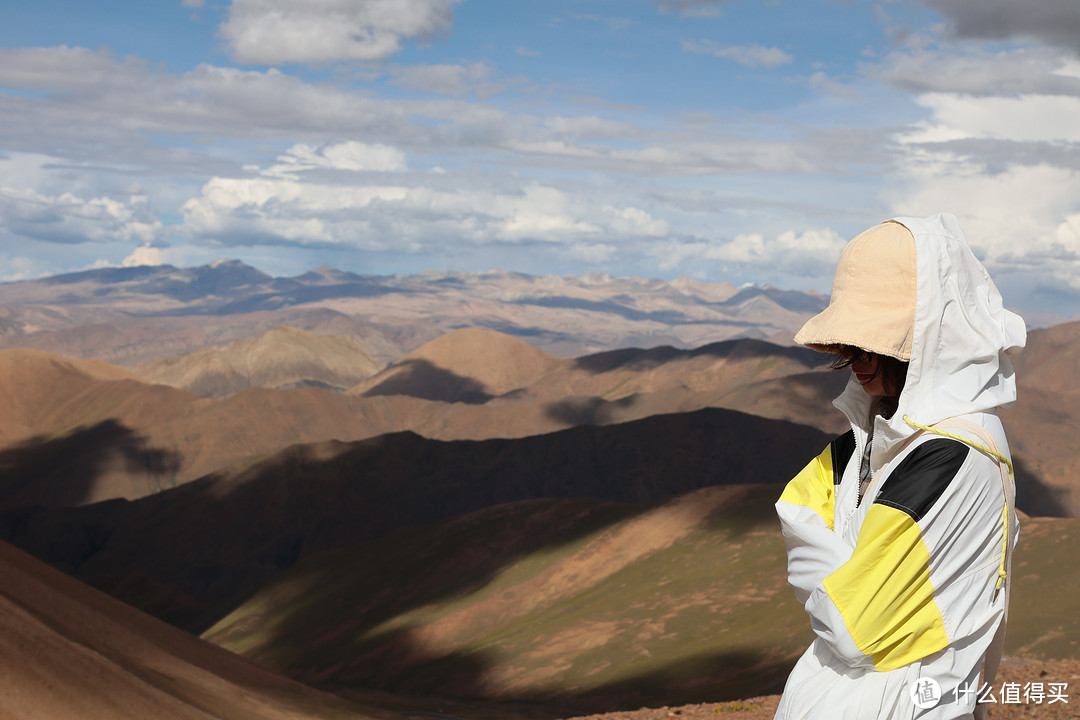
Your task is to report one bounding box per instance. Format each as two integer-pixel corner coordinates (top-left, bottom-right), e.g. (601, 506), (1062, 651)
(0, 264), (1077, 720)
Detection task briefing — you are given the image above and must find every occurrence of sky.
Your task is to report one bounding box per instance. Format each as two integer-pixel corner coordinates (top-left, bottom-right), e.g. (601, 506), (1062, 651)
(2, 0), (1080, 320)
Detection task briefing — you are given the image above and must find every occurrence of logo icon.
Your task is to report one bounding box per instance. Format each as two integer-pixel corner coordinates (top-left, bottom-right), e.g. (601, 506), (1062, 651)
(910, 677), (942, 709)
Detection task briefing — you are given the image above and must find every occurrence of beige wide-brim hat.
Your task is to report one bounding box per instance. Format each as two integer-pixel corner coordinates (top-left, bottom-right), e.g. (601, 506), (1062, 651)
(794, 220), (916, 361)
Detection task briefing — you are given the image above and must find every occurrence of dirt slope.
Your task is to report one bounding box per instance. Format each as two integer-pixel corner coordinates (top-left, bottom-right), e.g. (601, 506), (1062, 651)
(203, 488), (1080, 717)
(1000, 320), (1080, 516)
(0, 335), (840, 511)
(0, 538), (384, 720)
(352, 327), (563, 402)
(134, 326), (384, 396)
(0, 326), (1065, 521)
(0, 408), (833, 635)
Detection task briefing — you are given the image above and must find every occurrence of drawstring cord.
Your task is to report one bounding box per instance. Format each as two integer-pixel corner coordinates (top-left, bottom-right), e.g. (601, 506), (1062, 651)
(902, 415), (1014, 590)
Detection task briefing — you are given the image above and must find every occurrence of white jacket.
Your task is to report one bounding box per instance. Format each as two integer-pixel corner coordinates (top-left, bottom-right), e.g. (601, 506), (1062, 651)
(774, 214), (1026, 719)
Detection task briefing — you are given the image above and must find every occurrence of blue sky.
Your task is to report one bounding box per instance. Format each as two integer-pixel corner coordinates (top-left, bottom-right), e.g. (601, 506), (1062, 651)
(2, 0), (1080, 322)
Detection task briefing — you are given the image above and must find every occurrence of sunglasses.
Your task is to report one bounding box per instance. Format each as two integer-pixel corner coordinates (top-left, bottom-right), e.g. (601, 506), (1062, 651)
(837, 345), (873, 365)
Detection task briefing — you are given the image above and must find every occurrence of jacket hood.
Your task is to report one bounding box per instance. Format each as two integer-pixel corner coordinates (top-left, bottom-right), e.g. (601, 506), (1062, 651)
(831, 213), (1027, 454)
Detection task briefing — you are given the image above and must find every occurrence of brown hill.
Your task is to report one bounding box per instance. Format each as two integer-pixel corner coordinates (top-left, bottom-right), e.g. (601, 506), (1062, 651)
(348, 334), (846, 441)
(0, 329), (1058, 519)
(202, 485), (1080, 717)
(0, 348), (138, 442)
(133, 326), (384, 397)
(1000, 320), (1080, 516)
(0, 407), (834, 635)
(352, 327), (563, 402)
(0, 538), (383, 720)
(206, 485), (804, 715)
(0, 333), (840, 512)
(0, 306), (417, 367)
(354, 333), (832, 407)
(0, 263), (824, 363)
(0, 348), (384, 508)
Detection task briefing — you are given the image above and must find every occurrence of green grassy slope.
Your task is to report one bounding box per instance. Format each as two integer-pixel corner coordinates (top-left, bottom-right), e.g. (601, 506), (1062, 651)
(205, 485), (810, 714)
(205, 489), (1080, 716)
(1006, 515), (1080, 659)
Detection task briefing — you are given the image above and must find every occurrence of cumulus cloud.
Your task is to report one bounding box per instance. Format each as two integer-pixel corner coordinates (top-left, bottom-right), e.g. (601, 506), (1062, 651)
(0, 187), (162, 245)
(862, 19), (1080, 311)
(122, 245), (168, 266)
(900, 93), (1080, 145)
(603, 206), (670, 238)
(884, 161), (1080, 257)
(704, 228), (847, 276)
(179, 154), (681, 257)
(682, 40), (793, 69)
(221, 0), (461, 65)
(920, 0), (1080, 56)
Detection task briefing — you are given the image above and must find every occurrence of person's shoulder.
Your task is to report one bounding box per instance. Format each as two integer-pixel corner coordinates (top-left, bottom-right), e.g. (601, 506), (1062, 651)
(876, 438), (971, 521)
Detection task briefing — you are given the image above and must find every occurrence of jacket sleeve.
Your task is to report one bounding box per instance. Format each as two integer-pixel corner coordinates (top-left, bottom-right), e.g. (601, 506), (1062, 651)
(775, 431), (856, 604)
(790, 438), (1001, 672)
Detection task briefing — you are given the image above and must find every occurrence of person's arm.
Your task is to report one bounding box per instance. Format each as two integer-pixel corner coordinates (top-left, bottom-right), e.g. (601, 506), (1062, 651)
(775, 431), (857, 604)
(795, 438), (1003, 671)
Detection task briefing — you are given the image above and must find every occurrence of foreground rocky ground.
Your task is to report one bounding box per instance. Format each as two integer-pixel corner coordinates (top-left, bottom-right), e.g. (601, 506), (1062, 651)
(562, 657), (1080, 720)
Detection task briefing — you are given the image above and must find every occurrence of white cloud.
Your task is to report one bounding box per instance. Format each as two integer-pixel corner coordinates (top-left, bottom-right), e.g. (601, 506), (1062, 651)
(566, 242), (617, 264)
(682, 40), (793, 69)
(0, 255), (51, 282)
(0, 187), (162, 245)
(704, 228), (847, 276)
(390, 62), (501, 98)
(180, 167), (688, 254)
(650, 239), (709, 272)
(884, 160), (1080, 257)
(902, 93), (1080, 144)
(870, 44), (1080, 97)
(645, 228), (847, 277)
(264, 141), (407, 176)
(0, 46), (866, 188)
(122, 245), (168, 267)
(221, 0), (461, 65)
(861, 21), (1080, 311)
(493, 185), (600, 241)
(603, 206), (670, 237)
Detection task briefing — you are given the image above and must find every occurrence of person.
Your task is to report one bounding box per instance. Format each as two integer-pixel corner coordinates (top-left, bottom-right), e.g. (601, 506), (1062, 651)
(773, 213), (1026, 719)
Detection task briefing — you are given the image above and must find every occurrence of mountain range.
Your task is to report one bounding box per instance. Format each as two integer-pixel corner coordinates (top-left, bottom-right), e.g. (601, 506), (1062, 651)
(0, 261), (1077, 719)
(0, 260), (826, 363)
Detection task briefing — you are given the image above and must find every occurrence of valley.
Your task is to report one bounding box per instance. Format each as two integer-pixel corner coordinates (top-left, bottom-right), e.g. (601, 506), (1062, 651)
(0, 263), (1075, 719)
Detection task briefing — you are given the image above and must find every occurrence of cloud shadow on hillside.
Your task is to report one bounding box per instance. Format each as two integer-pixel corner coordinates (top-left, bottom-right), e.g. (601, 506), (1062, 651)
(211, 485), (797, 716)
(571, 339), (826, 375)
(0, 420), (181, 511)
(333, 630), (794, 717)
(362, 359), (493, 404)
(1014, 456), (1071, 517)
(0, 409), (829, 711)
(0, 407), (830, 631)
(543, 395), (638, 426)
